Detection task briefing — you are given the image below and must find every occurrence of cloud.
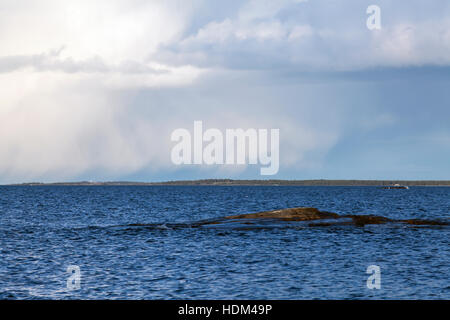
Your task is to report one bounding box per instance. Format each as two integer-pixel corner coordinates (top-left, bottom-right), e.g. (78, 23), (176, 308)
(0, 70), (172, 182)
(0, 0), (189, 60)
(0, 68), (345, 182)
(0, 48), (165, 75)
(1, 0), (450, 182)
(154, 0), (450, 70)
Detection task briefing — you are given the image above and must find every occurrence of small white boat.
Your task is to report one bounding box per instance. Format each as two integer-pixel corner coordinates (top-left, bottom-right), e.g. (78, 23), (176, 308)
(383, 184), (409, 189)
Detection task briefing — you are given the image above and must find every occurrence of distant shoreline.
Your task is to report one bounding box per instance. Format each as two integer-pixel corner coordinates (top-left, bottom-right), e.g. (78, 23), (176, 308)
(5, 179), (450, 186)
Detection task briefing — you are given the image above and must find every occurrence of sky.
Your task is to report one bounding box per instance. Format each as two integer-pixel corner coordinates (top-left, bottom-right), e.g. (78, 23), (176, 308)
(1, 0), (450, 183)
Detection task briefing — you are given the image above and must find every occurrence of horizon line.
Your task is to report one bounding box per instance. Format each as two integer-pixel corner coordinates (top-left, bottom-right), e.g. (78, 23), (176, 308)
(3, 179), (450, 186)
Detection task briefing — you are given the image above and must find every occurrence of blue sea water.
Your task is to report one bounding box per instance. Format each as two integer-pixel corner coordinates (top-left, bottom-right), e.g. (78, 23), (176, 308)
(0, 185), (448, 300)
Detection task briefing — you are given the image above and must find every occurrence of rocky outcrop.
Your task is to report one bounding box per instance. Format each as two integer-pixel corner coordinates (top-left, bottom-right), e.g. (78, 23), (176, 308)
(122, 207), (447, 230)
(224, 207), (339, 221)
(213, 207), (448, 227)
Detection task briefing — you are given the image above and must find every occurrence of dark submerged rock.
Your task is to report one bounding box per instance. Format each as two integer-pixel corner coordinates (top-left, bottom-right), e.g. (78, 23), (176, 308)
(401, 219), (448, 226)
(342, 214), (393, 226)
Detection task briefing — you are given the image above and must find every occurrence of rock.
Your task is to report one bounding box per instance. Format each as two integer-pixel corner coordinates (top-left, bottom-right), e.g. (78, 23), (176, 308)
(214, 207), (448, 227)
(401, 219), (448, 226)
(224, 207), (339, 221)
(120, 207), (447, 230)
(342, 214), (393, 226)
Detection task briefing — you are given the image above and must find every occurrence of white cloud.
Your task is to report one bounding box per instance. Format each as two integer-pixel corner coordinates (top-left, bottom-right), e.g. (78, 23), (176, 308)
(1, 0), (449, 182)
(154, 1), (450, 70)
(0, 0), (187, 60)
(373, 21), (450, 67)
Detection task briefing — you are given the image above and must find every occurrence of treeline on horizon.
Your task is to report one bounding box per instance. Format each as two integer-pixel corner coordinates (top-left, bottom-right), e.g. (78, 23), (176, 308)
(9, 179), (450, 186)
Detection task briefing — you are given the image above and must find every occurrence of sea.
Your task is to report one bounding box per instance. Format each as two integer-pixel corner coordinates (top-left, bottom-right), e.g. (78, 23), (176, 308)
(0, 185), (448, 299)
